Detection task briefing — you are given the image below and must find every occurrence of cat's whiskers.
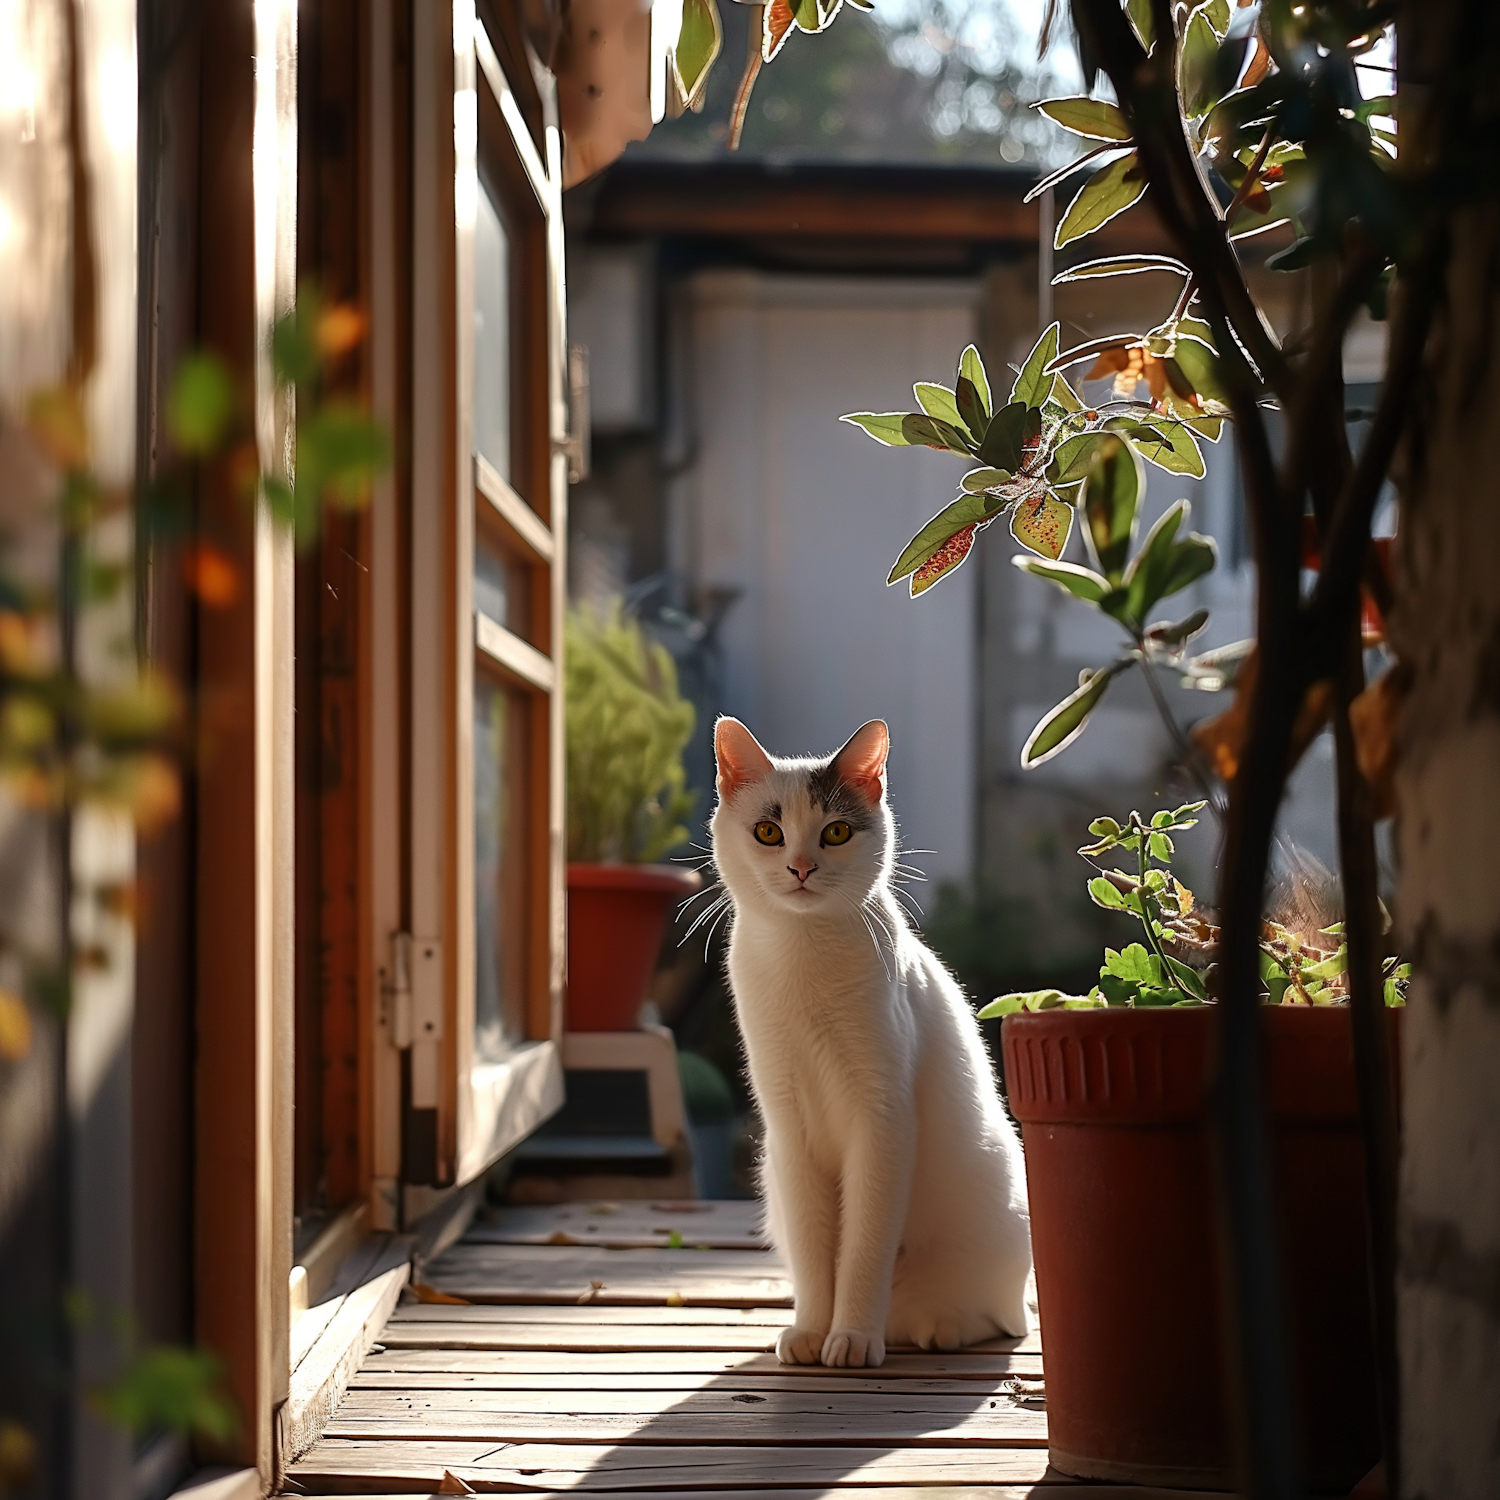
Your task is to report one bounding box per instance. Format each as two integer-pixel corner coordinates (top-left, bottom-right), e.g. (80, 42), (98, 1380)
(700, 896), (734, 956)
(890, 885), (925, 922)
(678, 880), (725, 915)
(680, 892), (731, 944)
(840, 890), (894, 979)
(861, 892), (900, 949)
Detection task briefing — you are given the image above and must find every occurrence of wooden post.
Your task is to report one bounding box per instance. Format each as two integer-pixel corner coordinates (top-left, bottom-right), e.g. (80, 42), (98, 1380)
(192, 0), (297, 1481)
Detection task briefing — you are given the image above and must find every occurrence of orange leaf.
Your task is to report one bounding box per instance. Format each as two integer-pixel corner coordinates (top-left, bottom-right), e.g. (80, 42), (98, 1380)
(1190, 647), (1333, 782)
(1084, 347), (1131, 381)
(0, 990), (32, 1062)
(317, 304), (367, 358)
(764, 0), (796, 59)
(183, 543), (241, 607)
(0, 613), (39, 674)
(126, 754), (182, 834)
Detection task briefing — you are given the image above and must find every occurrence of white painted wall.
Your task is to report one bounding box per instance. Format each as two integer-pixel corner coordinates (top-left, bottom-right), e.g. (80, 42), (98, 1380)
(673, 272), (980, 884)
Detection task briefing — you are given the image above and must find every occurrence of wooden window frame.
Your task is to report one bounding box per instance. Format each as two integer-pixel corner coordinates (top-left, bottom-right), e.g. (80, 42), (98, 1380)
(403, 1), (566, 1211)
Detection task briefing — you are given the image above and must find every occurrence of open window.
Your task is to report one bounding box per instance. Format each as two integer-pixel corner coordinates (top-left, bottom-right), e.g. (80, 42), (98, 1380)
(400, 3), (567, 1217)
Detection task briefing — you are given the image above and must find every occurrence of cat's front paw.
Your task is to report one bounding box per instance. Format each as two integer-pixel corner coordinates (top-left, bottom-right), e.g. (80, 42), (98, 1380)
(820, 1329), (885, 1368)
(775, 1326), (828, 1365)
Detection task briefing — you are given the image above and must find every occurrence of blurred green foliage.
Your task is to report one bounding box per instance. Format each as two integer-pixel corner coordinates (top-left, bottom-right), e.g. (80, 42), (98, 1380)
(94, 1348), (237, 1444)
(565, 601), (697, 863)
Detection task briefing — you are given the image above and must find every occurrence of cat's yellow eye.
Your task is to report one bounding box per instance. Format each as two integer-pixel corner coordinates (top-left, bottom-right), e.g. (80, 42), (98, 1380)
(753, 821), (784, 846)
(821, 821), (853, 847)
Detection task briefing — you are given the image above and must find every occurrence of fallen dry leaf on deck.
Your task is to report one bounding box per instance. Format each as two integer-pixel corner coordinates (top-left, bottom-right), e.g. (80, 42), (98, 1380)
(409, 1282), (471, 1306)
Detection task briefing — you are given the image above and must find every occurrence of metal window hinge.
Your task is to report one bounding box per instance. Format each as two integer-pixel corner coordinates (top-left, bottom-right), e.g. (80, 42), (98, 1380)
(556, 342), (590, 483)
(387, 933), (444, 1048)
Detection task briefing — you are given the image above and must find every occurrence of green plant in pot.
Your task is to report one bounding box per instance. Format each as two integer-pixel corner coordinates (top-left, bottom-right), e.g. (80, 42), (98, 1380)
(565, 600), (701, 1033)
(985, 800), (1404, 1488)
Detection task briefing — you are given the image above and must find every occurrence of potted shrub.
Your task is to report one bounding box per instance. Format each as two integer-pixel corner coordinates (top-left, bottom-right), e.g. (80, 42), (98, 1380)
(984, 809), (1406, 1490)
(565, 600), (700, 1032)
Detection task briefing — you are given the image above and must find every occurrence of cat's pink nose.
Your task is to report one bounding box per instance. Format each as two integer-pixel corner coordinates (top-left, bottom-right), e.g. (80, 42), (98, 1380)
(788, 861), (818, 883)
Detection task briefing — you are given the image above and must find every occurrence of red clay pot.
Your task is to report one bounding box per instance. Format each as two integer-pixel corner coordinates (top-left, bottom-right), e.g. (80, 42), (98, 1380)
(1003, 1005), (1392, 1491)
(566, 863), (701, 1032)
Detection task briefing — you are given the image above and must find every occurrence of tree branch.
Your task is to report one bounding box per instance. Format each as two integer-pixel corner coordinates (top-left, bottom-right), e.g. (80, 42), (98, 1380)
(1304, 224), (1449, 667)
(1077, 0), (1291, 399)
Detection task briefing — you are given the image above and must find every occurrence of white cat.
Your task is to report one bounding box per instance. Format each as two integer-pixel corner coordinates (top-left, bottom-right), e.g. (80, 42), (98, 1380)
(709, 715), (1032, 1368)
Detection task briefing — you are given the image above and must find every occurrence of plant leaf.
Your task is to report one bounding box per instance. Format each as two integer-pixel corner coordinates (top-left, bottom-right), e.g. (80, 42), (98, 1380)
(1020, 659), (1130, 767)
(888, 492), (998, 585)
(1012, 554), (1110, 603)
(911, 525), (978, 595)
(1179, 2), (1225, 119)
(903, 413), (976, 455)
(1049, 371), (1084, 414)
(1010, 493), (1075, 560)
(1164, 955), (1208, 1000)
(842, 412), (914, 446)
(1125, 0), (1153, 47)
(763, 0), (796, 59)
(169, 355), (236, 454)
(1122, 500), (1217, 624)
(977, 401), (1030, 470)
(1144, 606), (1210, 649)
(1103, 415), (1205, 478)
(1011, 322), (1060, 408)
(1036, 95), (1132, 142)
(960, 466), (1013, 493)
(1049, 431), (1105, 486)
(955, 374), (989, 442)
(1055, 153), (1148, 249)
(841, 411), (973, 455)
(914, 383), (962, 426)
(958, 344), (991, 419)
(1164, 333), (1232, 410)
(673, 0), (723, 107)
(1053, 254), (1191, 284)
(1088, 876), (1129, 910)
(1081, 434), (1143, 581)
(1105, 943), (1158, 984)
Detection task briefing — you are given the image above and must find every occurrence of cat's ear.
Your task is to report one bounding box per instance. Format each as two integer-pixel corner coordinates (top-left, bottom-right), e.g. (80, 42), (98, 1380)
(832, 720), (890, 805)
(715, 717), (773, 799)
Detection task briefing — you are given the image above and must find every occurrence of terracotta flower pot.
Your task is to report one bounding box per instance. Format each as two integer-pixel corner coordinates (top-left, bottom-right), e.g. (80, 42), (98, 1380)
(1003, 1005), (1392, 1491)
(566, 863), (702, 1032)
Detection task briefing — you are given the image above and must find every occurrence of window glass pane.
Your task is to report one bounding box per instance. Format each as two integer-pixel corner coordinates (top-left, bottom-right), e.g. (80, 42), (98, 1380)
(474, 676), (528, 1060)
(474, 532), (534, 644)
(473, 177), (510, 479)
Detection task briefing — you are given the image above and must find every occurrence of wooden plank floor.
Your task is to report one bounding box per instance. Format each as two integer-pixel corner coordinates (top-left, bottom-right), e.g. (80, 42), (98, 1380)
(283, 1200), (1216, 1498)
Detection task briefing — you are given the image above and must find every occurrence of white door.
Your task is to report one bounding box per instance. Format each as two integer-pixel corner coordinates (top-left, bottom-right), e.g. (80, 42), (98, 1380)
(677, 272), (979, 885)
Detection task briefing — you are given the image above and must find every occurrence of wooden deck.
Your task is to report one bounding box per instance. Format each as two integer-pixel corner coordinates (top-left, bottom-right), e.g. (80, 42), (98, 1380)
(282, 1200), (1209, 1498)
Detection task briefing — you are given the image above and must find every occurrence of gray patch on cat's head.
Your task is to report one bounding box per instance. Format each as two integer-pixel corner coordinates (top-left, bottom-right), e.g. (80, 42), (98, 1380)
(806, 761), (879, 831)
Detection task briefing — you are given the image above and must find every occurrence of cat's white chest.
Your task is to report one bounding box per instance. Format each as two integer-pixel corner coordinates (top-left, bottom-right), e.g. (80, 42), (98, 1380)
(726, 915), (908, 1149)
